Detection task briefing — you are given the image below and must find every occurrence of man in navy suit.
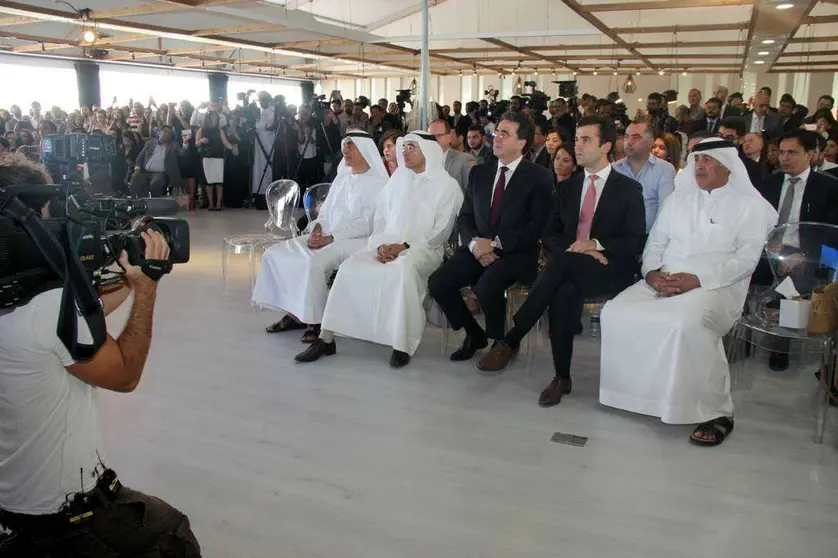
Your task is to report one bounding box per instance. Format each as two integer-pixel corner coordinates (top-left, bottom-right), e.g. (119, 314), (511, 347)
(756, 129), (838, 370)
(428, 111), (553, 362)
(475, 116), (646, 407)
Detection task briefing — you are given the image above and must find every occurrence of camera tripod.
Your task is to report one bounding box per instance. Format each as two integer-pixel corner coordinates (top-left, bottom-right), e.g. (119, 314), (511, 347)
(243, 116), (294, 208)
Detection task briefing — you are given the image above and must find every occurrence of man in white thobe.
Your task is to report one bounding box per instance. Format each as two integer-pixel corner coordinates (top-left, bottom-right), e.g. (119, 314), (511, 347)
(599, 138), (778, 447)
(252, 92), (277, 194)
(296, 131), (464, 368)
(252, 131), (389, 341)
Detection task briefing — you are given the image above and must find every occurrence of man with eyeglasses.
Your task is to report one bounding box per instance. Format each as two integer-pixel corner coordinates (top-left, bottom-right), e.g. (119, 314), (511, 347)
(428, 119), (476, 194)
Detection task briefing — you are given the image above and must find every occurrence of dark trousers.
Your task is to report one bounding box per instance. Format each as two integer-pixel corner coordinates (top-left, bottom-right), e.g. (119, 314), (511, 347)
(0, 486), (200, 557)
(505, 252), (624, 379)
(131, 172), (168, 198)
(428, 247), (536, 340)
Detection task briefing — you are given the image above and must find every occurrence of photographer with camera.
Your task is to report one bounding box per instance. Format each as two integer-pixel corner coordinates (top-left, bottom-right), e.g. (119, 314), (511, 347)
(0, 156), (200, 556)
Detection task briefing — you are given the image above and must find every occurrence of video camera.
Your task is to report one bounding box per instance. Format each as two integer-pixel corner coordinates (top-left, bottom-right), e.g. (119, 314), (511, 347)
(309, 94), (330, 121)
(0, 184), (190, 360)
(395, 89), (412, 113)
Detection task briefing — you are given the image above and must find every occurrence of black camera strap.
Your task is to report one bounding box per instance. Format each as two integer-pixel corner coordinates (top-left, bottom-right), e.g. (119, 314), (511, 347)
(0, 193), (106, 361)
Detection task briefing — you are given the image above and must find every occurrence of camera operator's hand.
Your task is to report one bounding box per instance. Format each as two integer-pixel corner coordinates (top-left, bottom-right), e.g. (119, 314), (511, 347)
(119, 231), (170, 287)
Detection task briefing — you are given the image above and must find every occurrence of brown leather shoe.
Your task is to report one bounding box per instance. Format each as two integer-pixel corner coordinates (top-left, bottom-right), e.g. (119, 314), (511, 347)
(476, 342), (518, 373)
(538, 377), (573, 407)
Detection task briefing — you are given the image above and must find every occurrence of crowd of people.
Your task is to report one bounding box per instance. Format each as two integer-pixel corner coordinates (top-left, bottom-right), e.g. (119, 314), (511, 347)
(251, 83), (838, 450)
(0, 78), (837, 556)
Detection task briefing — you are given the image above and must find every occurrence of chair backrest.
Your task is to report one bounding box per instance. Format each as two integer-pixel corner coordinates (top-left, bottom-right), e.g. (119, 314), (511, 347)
(763, 221), (838, 291)
(264, 179), (301, 235)
(303, 183), (331, 225)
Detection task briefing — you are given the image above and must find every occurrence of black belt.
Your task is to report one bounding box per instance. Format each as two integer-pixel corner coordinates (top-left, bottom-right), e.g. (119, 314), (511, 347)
(0, 469), (122, 535)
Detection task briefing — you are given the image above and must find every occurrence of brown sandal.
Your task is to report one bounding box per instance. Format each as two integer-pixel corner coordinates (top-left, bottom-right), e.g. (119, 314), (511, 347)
(300, 325), (321, 344)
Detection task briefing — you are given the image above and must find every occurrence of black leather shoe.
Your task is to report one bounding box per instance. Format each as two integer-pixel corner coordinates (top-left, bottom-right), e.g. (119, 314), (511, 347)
(295, 339), (336, 362)
(450, 334), (488, 361)
(390, 350), (411, 368)
(769, 351), (789, 371)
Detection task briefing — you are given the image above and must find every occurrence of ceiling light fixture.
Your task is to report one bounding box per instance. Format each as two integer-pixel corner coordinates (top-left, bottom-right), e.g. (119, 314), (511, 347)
(593, 70), (598, 75)
(758, 51), (770, 55)
(658, 70), (665, 75)
(761, 39), (776, 44)
(83, 28), (96, 42)
(754, 60), (765, 64)
(682, 70), (688, 76)
(622, 74), (637, 93)
(776, 3), (793, 9)
(613, 70), (618, 76)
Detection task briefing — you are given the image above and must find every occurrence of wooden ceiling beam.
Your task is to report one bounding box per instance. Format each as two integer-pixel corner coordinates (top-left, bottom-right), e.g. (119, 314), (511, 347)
(612, 22), (747, 33)
(768, 67), (838, 73)
(373, 41), (507, 74)
(769, 0), (820, 72)
(583, 0), (756, 11)
(778, 49), (838, 57)
(559, 0), (657, 70)
(802, 14), (838, 24)
(0, 0), (251, 27)
(481, 38), (580, 72)
(773, 59), (838, 67)
(789, 35), (838, 43)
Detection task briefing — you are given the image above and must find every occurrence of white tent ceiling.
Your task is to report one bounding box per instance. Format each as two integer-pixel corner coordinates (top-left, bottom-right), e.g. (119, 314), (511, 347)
(0, 0), (834, 79)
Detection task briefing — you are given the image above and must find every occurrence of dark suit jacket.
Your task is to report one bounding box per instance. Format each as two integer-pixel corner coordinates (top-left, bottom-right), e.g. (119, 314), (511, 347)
(744, 112), (784, 140)
(819, 166), (838, 180)
(740, 152), (765, 187)
(757, 170), (838, 225)
(136, 140), (182, 189)
(723, 105), (743, 118)
(543, 170), (646, 285)
(530, 146), (551, 170)
(458, 159), (553, 262)
(696, 116), (721, 135)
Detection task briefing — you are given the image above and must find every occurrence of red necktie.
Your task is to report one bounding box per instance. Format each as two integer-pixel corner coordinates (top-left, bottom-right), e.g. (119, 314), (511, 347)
(576, 175), (598, 241)
(490, 166), (508, 225)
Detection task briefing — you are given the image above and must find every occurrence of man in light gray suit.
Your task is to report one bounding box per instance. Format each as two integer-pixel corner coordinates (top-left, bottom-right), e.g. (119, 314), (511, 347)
(744, 92), (783, 140)
(429, 119), (476, 194)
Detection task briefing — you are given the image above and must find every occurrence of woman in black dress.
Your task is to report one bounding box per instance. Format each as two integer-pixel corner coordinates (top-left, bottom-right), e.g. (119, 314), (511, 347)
(196, 110), (234, 211)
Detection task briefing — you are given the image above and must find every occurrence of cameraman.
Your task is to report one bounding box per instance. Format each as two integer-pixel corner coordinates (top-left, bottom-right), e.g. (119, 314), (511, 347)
(0, 156), (201, 556)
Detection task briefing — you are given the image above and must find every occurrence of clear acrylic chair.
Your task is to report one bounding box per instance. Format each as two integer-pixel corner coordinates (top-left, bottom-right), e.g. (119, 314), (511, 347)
(726, 221), (838, 443)
(221, 180), (300, 296)
(303, 183), (331, 230)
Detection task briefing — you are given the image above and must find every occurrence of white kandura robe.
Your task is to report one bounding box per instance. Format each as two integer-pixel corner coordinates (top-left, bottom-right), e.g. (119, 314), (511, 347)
(251, 169), (385, 323)
(251, 107), (276, 194)
(599, 184), (777, 424)
(321, 171), (463, 355)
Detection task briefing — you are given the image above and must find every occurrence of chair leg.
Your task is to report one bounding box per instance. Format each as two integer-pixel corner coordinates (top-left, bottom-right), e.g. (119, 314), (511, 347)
(442, 319), (451, 356)
(525, 319), (538, 377)
(221, 241), (231, 297)
(816, 337), (834, 444)
(248, 248), (258, 296)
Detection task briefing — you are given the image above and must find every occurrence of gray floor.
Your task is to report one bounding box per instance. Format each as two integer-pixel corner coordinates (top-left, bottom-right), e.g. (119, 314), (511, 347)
(101, 210), (838, 558)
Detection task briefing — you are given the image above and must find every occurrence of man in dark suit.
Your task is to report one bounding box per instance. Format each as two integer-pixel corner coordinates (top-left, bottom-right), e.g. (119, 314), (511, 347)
(130, 125), (182, 197)
(428, 111), (553, 361)
(744, 92), (783, 140)
(529, 120), (551, 170)
(717, 116), (763, 187)
(697, 98), (723, 135)
(755, 129), (838, 370)
(476, 116), (646, 407)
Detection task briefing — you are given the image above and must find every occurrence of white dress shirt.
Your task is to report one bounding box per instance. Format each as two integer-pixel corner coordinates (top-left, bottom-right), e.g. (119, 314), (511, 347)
(750, 114), (765, 133)
(779, 166), (810, 247)
(581, 165), (611, 250)
(470, 155), (524, 252)
(490, 155), (524, 200)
